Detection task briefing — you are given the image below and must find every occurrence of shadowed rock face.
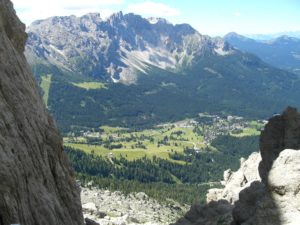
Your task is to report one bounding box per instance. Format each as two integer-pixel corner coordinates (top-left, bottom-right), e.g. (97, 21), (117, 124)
(259, 106), (300, 183)
(0, 1), (84, 225)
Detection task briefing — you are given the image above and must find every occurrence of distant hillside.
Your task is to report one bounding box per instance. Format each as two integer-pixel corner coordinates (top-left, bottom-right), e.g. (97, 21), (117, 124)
(225, 32), (300, 75)
(25, 12), (300, 131)
(246, 31), (300, 40)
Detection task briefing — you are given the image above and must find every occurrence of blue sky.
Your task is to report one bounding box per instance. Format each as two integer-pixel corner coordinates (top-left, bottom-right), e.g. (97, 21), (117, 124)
(11, 0), (300, 36)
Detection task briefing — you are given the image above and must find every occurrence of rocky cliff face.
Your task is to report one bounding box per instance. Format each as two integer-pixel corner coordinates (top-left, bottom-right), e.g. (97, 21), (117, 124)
(0, 1), (84, 224)
(173, 107), (300, 225)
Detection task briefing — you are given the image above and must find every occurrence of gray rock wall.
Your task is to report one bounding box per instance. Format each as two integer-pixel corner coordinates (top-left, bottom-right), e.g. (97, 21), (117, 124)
(0, 1), (84, 224)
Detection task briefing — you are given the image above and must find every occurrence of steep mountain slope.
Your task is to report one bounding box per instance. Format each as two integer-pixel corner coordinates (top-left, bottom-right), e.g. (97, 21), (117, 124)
(225, 32), (300, 74)
(25, 13), (300, 131)
(0, 0), (83, 224)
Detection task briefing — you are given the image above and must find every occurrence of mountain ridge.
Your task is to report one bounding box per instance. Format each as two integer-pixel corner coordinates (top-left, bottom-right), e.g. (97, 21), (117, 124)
(224, 32), (300, 74)
(25, 11), (300, 131)
(26, 11), (234, 84)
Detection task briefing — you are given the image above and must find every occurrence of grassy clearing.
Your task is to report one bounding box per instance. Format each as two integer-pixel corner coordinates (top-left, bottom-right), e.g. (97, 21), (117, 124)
(64, 142), (187, 165)
(230, 120), (264, 137)
(64, 124), (206, 163)
(231, 127), (261, 137)
(40, 74), (52, 106)
(71, 82), (107, 90)
(64, 118), (263, 163)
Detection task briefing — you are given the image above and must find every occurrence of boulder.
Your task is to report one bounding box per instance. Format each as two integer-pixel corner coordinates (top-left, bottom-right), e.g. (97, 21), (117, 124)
(259, 106), (300, 183)
(207, 152), (261, 204)
(85, 218), (100, 225)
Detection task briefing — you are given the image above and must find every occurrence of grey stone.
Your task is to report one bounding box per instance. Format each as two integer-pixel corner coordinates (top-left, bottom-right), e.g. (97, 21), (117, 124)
(85, 218), (100, 225)
(0, 1), (84, 224)
(259, 106), (300, 183)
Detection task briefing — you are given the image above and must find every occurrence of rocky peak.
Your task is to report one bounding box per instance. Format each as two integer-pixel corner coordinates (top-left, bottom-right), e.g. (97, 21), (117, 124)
(109, 11), (124, 21)
(224, 32), (244, 39)
(0, 0), (84, 224)
(148, 17), (170, 25)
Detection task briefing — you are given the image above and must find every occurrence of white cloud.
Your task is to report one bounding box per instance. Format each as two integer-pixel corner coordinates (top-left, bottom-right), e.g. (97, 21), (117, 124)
(234, 12), (241, 17)
(12, 0), (123, 9)
(11, 0), (123, 25)
(127, 1), (180, 17)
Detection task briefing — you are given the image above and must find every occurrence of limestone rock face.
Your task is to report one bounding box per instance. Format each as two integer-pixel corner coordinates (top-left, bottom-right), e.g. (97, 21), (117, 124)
(207, 153), (261, 204)
(173, 152), (261, 225)
(0, 1), (84, 225)
(259, 106), (300, 183)
(232, 149), (300, 225)
(232, 107), (300, 225)
(267, 150), (300, 224)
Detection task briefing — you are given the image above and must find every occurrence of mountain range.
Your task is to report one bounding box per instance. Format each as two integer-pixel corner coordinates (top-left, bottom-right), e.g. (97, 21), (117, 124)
(26, 11), (234, 84)
(25, 12), (300, 131)
(245, 31), (300, 40)
(224, 32), (300, 75)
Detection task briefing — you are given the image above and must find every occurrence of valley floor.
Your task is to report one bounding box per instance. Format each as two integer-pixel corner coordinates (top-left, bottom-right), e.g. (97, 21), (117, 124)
(64, 114), (265, 163)
(64, 114), (264, 206)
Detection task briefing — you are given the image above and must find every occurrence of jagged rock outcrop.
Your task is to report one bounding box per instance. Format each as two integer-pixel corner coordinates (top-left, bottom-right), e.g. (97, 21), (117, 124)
(232, 107), (300, 225)
(0, 1), (84, 225)
(207, 153), (261, 204)
(232, 149), (300, 225)
(259, 106), (300, 183)
(173, 107), (300, 225)
(172, 152), (261, 225)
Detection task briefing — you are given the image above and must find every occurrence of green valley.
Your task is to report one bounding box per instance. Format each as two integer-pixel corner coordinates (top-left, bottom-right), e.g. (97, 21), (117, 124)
(64, 115), (264, 162)
(64, 114), (263, 204)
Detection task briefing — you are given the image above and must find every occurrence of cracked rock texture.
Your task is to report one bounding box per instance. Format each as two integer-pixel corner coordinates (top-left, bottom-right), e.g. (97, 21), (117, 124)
(0, 1), (84, 224)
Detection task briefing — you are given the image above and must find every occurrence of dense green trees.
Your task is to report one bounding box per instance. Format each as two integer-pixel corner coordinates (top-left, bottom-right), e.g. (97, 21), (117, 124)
(65, 134), (258, 204)
(66, 134), (258, 184)
(76, 173), (216, 205)
(45, 59), (300, 132)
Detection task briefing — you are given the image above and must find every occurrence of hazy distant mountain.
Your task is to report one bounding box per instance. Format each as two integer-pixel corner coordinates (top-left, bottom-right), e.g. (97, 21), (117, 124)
(246, 31), (300, 40)
(25, 12), (300, 131)
(225, 32), (300, 74)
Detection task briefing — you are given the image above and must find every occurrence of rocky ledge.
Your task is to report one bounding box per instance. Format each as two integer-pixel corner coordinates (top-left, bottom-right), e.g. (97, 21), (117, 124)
(81, 187), (189, 225)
